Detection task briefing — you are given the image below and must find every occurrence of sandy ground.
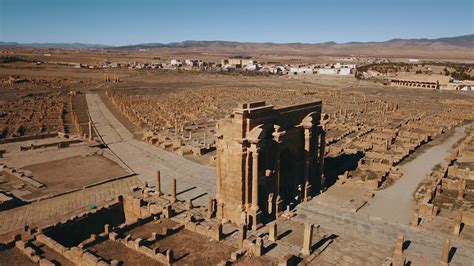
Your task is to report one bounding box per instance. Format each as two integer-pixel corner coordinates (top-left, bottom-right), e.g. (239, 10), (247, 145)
(0, 247), (37, 266)
(89, 240), (161, 265)
(22, 154), (127, 196)
(149, 229), (235, 265)
(359, 124), (468, 224)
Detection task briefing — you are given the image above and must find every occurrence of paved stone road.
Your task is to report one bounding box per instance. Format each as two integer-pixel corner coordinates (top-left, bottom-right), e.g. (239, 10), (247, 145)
(86, 94), (216, 206)
(359, 125), (468, 224)
(297, 201), (474, 265)
(295, 125), (474, 264)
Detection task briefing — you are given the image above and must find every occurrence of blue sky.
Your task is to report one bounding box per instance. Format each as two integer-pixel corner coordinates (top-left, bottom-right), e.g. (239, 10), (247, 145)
(1, 0), (472, 45)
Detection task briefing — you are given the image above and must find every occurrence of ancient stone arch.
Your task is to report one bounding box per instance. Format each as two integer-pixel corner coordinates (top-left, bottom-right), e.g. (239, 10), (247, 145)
(215, 101), (325, 228)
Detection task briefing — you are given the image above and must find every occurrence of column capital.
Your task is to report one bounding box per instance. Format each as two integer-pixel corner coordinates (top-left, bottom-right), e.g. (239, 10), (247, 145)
(249, 145), (260, 154)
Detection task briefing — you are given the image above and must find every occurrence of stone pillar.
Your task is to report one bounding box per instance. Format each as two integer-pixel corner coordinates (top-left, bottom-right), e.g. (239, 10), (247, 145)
(267, 193), (274, 215)
(171, 178), (177, 203)
(453, 212), (463, 236)
(88, 120), (93, 142)
(249, 146), (262, 229)
(255, 237), (263, 257)
(156, 170), (162, 196)
(268, 222), (277, 242)
(411, 212), (419, 226)
(163, 204), (172, 218)
(244, 149), (250, 208)
(186, 199), (193, 210)
(394, 233), (404, 256)
(251, 148), (260, 211)
(440, 239), (450, 266)
(302, 223), (313, 256)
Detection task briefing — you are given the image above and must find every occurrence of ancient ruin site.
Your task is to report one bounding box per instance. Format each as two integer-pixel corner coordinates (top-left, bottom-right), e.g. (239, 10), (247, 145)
(1, 1), (474, 266)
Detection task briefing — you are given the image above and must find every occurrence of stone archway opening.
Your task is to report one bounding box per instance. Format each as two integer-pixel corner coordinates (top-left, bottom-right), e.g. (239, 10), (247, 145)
(279, 148), (296, 205)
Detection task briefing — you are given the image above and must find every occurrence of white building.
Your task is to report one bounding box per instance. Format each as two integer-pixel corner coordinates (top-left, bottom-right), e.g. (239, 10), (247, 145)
(289, 67), (313, 75)
(318, 68), (338, 75)
(338, 68), (352, 75)
(170, 59), (182, 67)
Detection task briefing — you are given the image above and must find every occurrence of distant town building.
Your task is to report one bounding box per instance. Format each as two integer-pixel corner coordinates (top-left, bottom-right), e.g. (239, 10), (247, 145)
(221, 56), (256, 68)
(289, 66), (313, 75)
(317, 63), (355, 76)
(318, 68), (338, 75)
(390, 74), (452, 89)
(170, 59), (183, 67)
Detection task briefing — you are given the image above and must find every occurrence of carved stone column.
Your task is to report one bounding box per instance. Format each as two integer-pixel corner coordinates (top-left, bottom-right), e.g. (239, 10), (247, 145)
(248, 144), (262, 229)
(244, 148), (250, 209)
(88, 120), (93, 142)
(156, 170), (162, 196)
(251, 147), (260, 211)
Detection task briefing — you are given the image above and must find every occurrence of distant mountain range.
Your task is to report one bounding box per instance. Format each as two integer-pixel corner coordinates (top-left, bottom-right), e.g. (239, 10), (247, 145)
(0, 42), (112, 49)
(1, 34), (472, 49)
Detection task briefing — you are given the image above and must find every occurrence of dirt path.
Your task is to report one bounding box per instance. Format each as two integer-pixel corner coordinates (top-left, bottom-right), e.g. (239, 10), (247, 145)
(359, 124), (468, 224)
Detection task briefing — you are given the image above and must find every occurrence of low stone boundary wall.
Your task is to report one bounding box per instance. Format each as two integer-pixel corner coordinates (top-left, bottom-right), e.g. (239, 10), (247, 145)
(19, 139), (81, 151)
(30, 173), (138, 203)
(115, 234), (173, 265)
(14, 239), (56, 265)
(182, 215), (222, 241)
(36, 234), (108, 266)
(1, 164), (45, 189)
(0, 132), (59, 144)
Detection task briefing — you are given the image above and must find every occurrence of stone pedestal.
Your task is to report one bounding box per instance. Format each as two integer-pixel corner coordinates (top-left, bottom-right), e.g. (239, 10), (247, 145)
(248, 208), (263, 230)
(268, 222), (277, 242)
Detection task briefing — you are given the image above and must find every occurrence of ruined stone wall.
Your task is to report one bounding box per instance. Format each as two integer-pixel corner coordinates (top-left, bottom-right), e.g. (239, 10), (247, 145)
(69, 92), (94, 139)
(44, 202), (125, 247)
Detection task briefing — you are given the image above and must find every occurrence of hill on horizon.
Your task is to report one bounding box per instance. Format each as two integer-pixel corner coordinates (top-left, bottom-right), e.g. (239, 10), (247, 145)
(1, 34), (472, 49)
(1, 34), (473, 60)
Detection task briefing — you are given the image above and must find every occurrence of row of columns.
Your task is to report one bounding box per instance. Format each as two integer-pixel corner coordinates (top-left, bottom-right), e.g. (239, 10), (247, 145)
(155, 170), (176, 203)
(391, 80), (438, 89)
